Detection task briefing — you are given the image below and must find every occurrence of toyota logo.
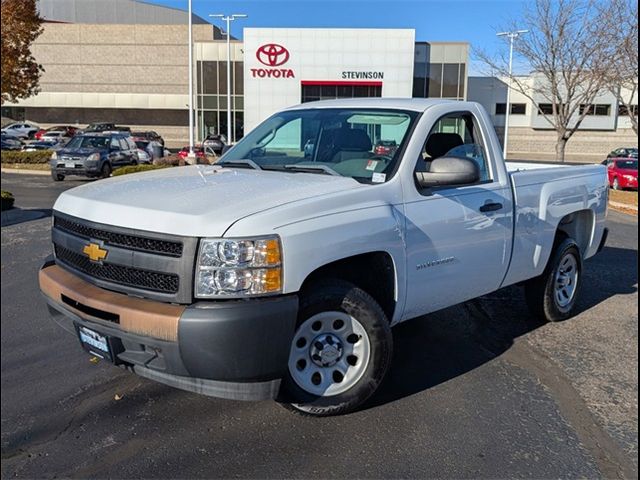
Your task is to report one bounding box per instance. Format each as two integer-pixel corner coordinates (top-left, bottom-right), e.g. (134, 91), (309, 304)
(256, 44), (290, 67)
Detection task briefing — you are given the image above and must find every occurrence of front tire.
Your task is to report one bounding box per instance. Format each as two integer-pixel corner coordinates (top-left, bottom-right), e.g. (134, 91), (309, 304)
(280, 280), (393, 416)
(100, 162), (112, 179)
(525, 237), (582, 322)
(51, 171), (64, 182)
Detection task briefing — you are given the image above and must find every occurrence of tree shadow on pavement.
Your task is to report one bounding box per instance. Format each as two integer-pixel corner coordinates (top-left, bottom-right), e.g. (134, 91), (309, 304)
(365, 245), (637, 411)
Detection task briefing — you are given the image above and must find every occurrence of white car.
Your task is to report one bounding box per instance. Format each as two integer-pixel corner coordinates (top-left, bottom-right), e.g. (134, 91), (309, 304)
(136, 148), (151, 164)
(2, 122), (39, 139)
(40, 131), (70, 144)
(39, 99), (608, 416)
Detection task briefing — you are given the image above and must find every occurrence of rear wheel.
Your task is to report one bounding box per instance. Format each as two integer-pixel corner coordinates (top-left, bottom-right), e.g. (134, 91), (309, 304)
(525, 237), (582, 322)
(612, 177), (620, 190)
(280, 280), (393, 416)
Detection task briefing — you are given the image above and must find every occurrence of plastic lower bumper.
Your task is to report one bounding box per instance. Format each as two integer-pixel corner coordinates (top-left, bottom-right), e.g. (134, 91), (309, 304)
(40, 261), (298, 401)
(52, 165), (100, 177)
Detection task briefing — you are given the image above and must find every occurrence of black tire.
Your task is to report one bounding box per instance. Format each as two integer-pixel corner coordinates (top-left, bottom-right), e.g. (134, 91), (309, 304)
(279, 279), (393, 417)
(100, 162), (112, 179)
(51, 171), (64, 182)
(524, 237), (582, 322)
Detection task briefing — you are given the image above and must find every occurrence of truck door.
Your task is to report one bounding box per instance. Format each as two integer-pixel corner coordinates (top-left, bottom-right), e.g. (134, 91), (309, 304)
(401, 110), (513, 319)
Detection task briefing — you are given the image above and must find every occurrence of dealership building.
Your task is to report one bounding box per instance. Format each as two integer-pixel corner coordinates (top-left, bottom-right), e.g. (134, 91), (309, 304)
(2, 0), (637, 160)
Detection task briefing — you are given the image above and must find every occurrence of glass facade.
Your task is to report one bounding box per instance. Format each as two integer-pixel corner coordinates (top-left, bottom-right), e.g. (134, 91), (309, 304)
(413, 42), (467, 100)
(196, 60), (245, 141)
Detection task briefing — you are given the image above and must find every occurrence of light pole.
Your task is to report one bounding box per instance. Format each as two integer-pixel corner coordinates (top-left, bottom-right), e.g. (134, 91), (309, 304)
(209, 14), (247, 145)
(187, 0), (195, 161)
(496, 29), (528, 159)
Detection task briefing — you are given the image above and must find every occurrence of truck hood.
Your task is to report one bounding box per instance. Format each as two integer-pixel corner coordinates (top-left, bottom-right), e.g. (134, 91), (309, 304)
(53, 165), (363, 237)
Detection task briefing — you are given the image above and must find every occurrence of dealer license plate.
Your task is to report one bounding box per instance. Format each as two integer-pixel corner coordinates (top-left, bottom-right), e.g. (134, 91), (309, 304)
(77, 325), (112, 360)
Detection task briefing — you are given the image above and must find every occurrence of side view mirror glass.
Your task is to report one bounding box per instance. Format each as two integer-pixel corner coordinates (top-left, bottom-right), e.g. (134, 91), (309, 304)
(415, 156), (480, 188)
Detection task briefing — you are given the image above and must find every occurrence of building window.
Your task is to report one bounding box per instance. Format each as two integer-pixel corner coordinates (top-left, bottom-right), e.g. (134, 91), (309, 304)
(537, 103), (562, 115)
(510, 103), (527, 115)
(580, 104), (612, 116)
(618, 104), (639, 117)
(301, 83), (381, 103)
(496, 103), (527, 115)
(427, 63), (443, 98)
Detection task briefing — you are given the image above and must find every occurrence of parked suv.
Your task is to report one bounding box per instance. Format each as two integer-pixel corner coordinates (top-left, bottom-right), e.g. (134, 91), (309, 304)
(50, 133), (138, 181)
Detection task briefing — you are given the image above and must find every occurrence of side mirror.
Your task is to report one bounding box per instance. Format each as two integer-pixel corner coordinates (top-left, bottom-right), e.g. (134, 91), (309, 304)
(415, 157), (480, 188)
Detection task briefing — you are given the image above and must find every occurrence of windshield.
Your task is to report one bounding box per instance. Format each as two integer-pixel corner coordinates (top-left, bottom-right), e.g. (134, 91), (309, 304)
(65, 136), (110, 149)
(219, 108), (418, 182)
(616, 160), (638, 170)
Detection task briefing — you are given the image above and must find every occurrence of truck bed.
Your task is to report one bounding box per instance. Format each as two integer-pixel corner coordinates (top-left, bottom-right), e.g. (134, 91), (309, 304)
(501, 160), (608, 288)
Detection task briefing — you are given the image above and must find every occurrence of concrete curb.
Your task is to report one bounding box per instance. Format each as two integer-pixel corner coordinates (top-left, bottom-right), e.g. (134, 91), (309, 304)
(609, 201), (638, 212)
(1, 168), (50, 176)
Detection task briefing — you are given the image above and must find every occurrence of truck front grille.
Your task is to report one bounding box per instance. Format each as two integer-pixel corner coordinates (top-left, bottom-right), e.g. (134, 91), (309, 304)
(54, 216), (183, 257)
(51, 212), (197, 303)
(55, 245), (180, 294)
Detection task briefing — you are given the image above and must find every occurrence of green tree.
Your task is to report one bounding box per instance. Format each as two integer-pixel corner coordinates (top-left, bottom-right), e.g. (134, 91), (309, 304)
(1, 0), (44, 105)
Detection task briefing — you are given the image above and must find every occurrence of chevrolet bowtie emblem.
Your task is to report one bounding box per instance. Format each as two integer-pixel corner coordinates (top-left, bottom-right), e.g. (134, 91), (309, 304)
(83, 243), (108, 262)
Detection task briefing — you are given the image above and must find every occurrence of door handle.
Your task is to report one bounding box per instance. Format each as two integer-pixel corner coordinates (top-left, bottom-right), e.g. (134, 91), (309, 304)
(479, 201), (503, 213)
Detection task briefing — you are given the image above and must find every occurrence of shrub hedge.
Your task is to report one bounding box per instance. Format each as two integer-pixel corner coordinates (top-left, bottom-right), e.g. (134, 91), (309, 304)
(1, 150), (53, 164)
(1, 190), (15, 211)
(112, 164), (173, 176)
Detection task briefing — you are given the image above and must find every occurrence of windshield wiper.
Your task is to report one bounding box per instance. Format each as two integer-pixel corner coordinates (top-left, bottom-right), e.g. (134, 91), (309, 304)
(218, 159), (262, 170)
(279, 164), (341, 176)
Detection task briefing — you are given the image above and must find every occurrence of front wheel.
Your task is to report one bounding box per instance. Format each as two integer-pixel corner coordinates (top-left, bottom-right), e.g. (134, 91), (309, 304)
(280, 280), (393, 416)
(51, 171), (64, 182)
(525, 237), (582, 322)
(100, 163), (112, 179)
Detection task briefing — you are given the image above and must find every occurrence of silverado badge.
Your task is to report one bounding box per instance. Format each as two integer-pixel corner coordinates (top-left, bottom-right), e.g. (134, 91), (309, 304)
(82, 242), (108, 262)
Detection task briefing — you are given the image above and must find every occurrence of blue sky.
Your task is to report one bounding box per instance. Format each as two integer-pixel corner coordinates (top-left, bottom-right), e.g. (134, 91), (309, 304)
(147, 0), (530, 75)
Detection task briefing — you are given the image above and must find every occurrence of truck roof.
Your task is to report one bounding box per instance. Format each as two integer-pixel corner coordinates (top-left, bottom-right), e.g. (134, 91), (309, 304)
(286, 97), (467, 113)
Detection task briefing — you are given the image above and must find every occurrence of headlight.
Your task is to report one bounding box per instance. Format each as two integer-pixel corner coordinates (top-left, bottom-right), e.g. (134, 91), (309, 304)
(51, 151), (58, 160)
(624, 175), (636, 181)
(86, 153), (100, 162)
(195, 236), (282, 298)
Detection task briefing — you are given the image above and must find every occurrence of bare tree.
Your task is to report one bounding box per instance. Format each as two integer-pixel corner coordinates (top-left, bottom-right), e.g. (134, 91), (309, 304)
(600, 0), (638, 134)
(477, 0), (614, 161)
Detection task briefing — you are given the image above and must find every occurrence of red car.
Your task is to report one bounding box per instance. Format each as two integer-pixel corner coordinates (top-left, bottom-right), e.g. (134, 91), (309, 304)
(34, 125), (78, 140)
(374, 140), (398, 156)
(177, 146), (206, 161)
(604, 158), (638, 190)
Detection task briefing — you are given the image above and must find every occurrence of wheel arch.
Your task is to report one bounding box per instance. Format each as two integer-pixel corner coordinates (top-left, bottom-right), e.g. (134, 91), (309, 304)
(299, 251), (397, 323)
(555, 209), (595, 259)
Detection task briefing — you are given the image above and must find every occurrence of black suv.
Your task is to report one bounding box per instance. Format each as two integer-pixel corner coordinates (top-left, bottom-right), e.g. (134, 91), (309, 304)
(50, 133), (138, 181)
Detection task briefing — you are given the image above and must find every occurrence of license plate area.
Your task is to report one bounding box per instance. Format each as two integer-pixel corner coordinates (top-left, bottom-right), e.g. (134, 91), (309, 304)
(65, 161), (75, 168)
(75, 324), (124, 363)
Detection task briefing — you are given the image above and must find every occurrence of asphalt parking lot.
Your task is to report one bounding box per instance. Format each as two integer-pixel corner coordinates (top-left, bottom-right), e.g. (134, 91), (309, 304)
(1, 172), (637, 479)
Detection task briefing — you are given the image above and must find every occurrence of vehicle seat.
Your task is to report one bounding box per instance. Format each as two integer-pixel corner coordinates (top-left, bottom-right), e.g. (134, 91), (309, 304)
(418, 132), (464, 172)
(328, 128), (373, 163)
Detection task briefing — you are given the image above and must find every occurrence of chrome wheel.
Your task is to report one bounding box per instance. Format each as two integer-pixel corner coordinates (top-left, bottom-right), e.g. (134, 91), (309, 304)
(554, 252), (579, 309)
(288, 311), (371, 397)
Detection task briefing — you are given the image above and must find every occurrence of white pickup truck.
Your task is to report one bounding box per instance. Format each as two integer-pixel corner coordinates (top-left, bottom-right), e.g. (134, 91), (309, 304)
(39, 99), (608, 416)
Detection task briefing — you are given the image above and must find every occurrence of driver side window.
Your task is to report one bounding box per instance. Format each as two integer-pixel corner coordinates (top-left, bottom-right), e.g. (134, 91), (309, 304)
(417, 112), (491, 182)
